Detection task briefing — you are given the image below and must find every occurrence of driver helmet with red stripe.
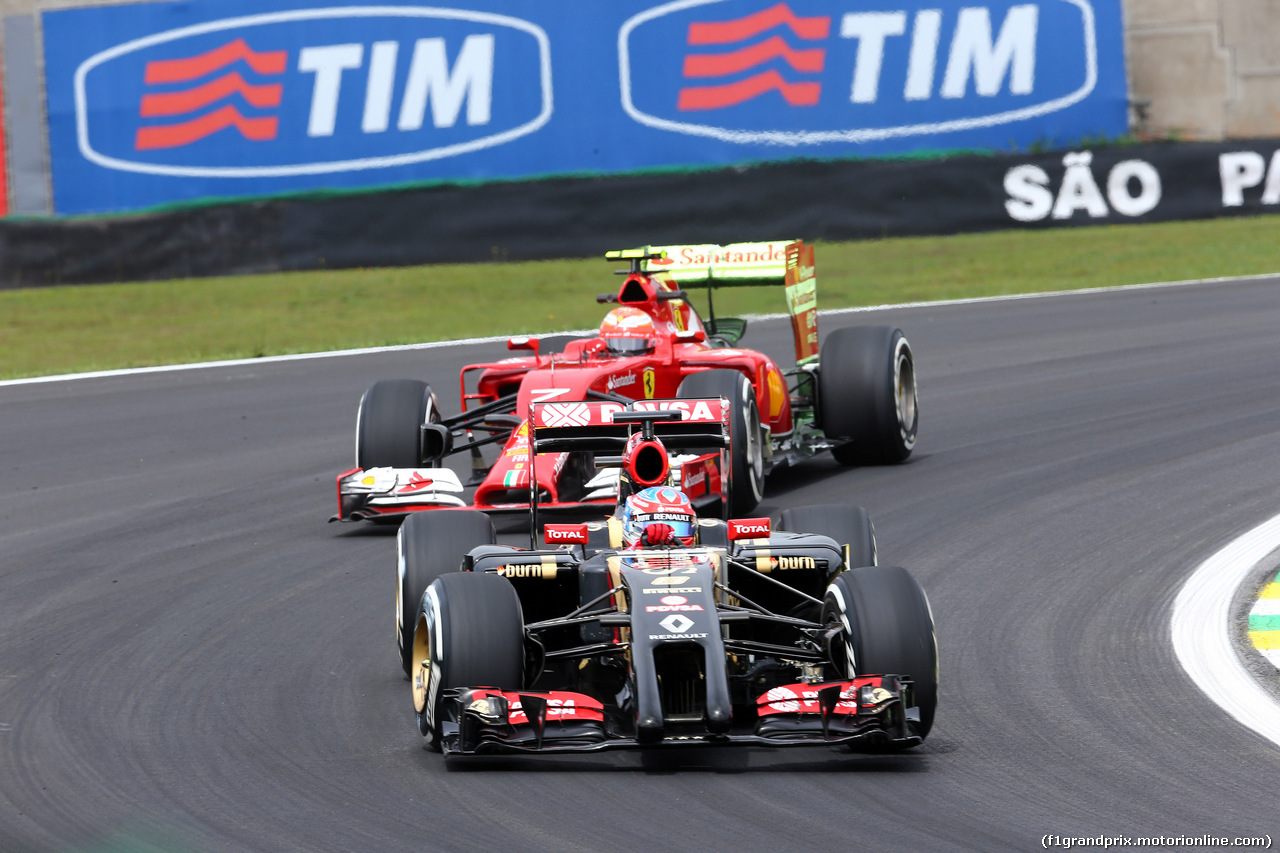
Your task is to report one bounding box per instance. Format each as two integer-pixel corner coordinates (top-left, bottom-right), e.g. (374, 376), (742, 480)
(599, 307), (658, 356)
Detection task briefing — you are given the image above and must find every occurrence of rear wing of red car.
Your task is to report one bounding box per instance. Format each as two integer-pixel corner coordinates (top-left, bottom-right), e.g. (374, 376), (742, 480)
(527, 398), (731, 535)
(529, 398), (730, 455)
(604, 240), (819, 365)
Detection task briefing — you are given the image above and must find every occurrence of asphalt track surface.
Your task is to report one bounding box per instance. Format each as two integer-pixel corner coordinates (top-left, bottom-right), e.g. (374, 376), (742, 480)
(3, 279), (1280, 852)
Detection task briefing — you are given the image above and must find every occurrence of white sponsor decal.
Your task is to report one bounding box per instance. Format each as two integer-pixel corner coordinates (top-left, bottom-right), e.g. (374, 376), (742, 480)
(636, 512), (690, 522)
(646, 576), (694, 586)
(601, 400), (717, 423)
(729, 518), (770, 538)
(1004, 151), (1162, 222)
(1219, 150), (1280, 208)
(545, 526), (586, 542)
(607, 373), (637, 392)
(659, 614), (695, 633)
(540, 402), (592, 428)
(765, 685), (800, 713)
(508, 696), (587, 718)
(762, 684), (860, 713)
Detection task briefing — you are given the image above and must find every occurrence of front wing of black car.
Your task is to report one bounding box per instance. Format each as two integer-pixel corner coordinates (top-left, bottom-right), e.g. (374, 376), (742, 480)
(440, 676), (922, 756)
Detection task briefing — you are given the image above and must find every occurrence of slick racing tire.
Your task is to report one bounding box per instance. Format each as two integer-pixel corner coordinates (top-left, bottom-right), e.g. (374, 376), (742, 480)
(823, 566), (937, 739)
(678, 369), (764, 517)
(818, 326), (917, 466)
(355, 379), (441, 470)
(413, 572), (524, 752)
(397, 510), (496, 677)
(778, 504), (877, 569)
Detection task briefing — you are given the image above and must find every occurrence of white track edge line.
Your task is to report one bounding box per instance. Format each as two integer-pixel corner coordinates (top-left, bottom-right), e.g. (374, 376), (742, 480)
(1171, 512), (1280, 748)
(0, 331), (584, 387)
(4, 271), (1277, 388)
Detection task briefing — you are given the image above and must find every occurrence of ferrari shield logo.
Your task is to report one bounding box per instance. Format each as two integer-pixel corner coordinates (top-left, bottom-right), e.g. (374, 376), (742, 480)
(642, 368), (656, 399)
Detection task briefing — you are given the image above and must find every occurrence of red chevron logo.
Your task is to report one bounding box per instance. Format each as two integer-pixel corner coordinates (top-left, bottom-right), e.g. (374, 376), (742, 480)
(134, 39), (286, 150)
(135, 104), (279, 150)
(686, 2), (829, 44)
(678, 3), (829, 112)
(144, 39), (287, 84)
(678, 70), (820, 111)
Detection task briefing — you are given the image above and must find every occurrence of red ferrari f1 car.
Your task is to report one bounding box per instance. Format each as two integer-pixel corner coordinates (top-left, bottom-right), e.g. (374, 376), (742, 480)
(334, 240), (918, 522)
(397, 397), (937, 755)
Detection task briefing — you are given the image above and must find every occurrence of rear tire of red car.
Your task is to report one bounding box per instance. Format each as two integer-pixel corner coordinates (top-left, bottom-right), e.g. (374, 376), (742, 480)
(397, 510), (496, 677)
(823, 566), (937, 740)
(778, 504), (876, 569)
(678, 369), (764, 516)
(355, 379), (440, 469)
(413, 572), (524, 752)
(818, 326), (917, 466)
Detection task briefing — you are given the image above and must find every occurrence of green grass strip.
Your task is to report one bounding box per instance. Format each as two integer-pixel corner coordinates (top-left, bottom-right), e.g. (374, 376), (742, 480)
(2, 214), (1279, 380)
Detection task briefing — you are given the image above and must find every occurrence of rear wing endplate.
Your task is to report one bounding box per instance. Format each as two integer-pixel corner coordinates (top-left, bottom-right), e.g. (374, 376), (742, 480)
(606, 240), (818, 364)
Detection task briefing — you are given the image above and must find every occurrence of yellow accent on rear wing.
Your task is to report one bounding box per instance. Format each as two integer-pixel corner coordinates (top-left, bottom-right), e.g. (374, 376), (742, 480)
(606, 240), (819, 364)
(635, 241), (792, 286)
(604, 247), (663, 261)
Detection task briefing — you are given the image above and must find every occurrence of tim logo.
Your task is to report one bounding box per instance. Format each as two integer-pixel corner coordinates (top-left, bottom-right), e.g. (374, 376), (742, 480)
(621, 0), (1099, 145)
(74, 8), (551, 178)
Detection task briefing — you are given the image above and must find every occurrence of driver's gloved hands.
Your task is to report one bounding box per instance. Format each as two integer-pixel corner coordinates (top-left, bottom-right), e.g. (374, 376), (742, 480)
(641, 523), (677, 546)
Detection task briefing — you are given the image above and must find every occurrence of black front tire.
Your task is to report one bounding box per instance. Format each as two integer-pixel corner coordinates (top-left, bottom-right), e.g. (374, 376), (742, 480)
(397, 510), (496, 676)
(818, 326), (917, 466)
(823, 565), (937, 739)
(412, 572), (524, 751)
(778, 504), (876, 568)
(356, 379), (439, 469)
(678, 369), (764, 516)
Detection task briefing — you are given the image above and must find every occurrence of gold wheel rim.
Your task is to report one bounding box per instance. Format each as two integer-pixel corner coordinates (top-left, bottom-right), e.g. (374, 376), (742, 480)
(411, 613), (432, 714)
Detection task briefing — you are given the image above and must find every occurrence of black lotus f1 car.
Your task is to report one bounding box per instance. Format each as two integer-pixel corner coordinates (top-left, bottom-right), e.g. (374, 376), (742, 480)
(397, 397), (937, 756)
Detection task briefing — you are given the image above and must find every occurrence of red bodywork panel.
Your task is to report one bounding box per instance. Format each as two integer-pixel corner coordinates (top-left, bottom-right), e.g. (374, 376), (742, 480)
(462, 276), (789, 510)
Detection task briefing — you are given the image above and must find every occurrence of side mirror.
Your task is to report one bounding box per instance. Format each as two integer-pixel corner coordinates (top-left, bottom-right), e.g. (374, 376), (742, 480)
(727, 518), (771, 540)
(420, 423), (453, 463)
(675, 328), (707, 343)
(507, 336), (540, 354)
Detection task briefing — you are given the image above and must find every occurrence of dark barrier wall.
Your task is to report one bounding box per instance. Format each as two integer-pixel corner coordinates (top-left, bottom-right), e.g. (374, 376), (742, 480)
(41, 0), (1128, 215)
(4, 138), (1280, 287)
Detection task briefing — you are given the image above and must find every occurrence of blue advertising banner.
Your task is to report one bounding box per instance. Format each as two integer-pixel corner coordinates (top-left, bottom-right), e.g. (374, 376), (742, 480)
(42, 0), (1127, 215)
